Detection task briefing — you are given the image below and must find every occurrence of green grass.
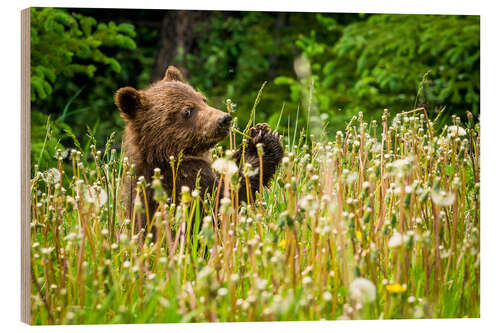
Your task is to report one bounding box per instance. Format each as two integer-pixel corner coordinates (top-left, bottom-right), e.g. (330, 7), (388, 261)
(30, 109), (480, 324)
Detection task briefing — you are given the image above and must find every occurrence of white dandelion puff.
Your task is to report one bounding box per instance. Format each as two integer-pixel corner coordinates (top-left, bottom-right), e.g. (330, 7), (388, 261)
(349, 277), (376, 304)
(447, 125), (466, 137)
(212, 158), (238, 176)
(243, 163), (259, 177)
(217, 287), (228, 297)
(302, 276), (313, 287)
(323, 291), (333, 302)
(388, 232), (408, 248)
(83, 185), (108, 207)
(343, 170), (358, 184)
(44, 168), (61, 184)
(431, 190), (455, 207)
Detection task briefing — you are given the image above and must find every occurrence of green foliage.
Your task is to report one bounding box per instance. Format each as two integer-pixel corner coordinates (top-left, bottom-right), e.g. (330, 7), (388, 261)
(29, 10), (480, 166)
(276, 14), (480, 128)
(30, 8), (156, 164)
(178, 12), (274, 118)
(178, 12), (339, 129)
(30, 7), (137, 102)
(30, 111), (73, 171)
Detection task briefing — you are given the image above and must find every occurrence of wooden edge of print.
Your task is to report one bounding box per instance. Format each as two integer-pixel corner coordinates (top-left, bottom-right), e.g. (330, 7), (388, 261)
(21, 7), (31, 325)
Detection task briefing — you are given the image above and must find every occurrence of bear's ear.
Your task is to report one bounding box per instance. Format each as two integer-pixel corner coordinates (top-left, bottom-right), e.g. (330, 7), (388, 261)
(114, 87), (144, 119)
(163, 65), (185, 83)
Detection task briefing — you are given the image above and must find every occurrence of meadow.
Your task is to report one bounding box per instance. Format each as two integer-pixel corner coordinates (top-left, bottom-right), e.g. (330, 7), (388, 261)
(29, 106), (480, 324)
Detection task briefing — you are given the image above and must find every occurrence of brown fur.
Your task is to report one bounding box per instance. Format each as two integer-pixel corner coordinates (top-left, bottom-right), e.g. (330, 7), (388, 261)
(115, 66), (283, 233)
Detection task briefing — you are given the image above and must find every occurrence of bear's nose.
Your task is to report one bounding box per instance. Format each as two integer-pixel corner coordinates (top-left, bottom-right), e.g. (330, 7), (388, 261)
(218, 114), (232, 127)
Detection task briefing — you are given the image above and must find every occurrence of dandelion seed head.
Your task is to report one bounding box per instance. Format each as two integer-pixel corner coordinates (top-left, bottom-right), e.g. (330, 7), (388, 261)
(447, 125), (466, 137)
(388, 232), (408, 248)
(431, 190), (455, 207)
(349, 277), (376, 304)
(83, 185), (108, 207)
(44, 168), (61, 184)
(217, 287), (228, 297)
(212, 158), (238, 176)
(323, 291), (333, 302)
(41, 247), (54, 255)
(220, 197), (231, 207)
(302, 276), (313, 287)
(342, 170), (358, 184)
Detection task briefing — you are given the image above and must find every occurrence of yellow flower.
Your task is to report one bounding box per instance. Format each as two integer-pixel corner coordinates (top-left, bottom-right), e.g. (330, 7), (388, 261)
(386, 283), (407, 293)
(279, 239), (302, 249)
(355, 231), (370, 242)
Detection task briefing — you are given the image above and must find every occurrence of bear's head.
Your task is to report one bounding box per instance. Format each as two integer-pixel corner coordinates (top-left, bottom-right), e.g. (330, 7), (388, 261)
(115, 66), (232, 164)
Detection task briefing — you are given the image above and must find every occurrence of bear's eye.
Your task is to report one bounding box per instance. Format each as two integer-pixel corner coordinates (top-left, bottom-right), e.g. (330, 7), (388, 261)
(182, 107), (193, 119)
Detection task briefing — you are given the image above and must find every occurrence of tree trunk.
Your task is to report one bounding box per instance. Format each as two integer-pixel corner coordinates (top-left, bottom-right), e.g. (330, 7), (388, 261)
(151, 10), (207, 82)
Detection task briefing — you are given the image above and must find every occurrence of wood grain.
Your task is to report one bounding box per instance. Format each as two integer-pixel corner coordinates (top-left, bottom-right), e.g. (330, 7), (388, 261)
(21, 7), (31, 325)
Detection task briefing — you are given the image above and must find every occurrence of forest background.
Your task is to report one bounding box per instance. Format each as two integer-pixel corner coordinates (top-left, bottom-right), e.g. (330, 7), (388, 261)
(30, 8), (479, 169)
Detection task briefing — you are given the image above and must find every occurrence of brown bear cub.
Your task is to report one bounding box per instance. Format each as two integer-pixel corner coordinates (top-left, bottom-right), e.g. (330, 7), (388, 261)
(115, 66), (283, 232)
